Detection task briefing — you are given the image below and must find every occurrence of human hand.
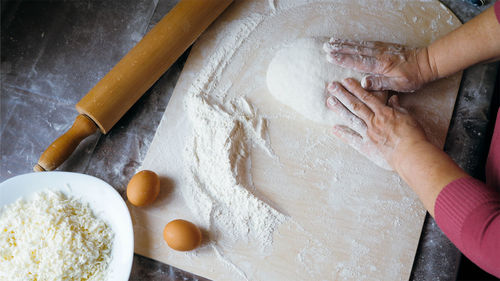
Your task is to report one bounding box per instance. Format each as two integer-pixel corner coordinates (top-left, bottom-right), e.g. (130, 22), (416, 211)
(323, 39), (437, 92)
(326, 78), (428, 170)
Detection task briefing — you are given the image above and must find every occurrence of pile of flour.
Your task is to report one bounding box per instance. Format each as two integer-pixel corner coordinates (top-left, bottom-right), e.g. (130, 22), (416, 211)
(184, 94), (285, 248)
(181, 13), (286, 251)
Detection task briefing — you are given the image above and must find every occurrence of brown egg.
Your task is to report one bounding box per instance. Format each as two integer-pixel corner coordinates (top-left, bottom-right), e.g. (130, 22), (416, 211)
(163, 219), (202, 251)
(126, 170), (160, 207)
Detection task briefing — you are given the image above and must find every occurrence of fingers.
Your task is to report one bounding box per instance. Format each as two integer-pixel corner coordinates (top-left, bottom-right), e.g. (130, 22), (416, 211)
(325, 53), (383, 74)
(362, 75), (420, 92)
(326, 38), (405, 53)
(327, 81), (375, 122)
(326, 96), (367, 135)
(323, 39), (399, 74)
(331, 125), (364, 151)
(326, 38), (389, 50)
(332, 125), (392, 170)
(341, 78), (385, 115)
(361, 75), (395, 91)
(323, 41), (380, 57)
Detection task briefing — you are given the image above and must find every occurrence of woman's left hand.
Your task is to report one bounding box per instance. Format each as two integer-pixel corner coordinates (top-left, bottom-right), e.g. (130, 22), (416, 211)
(326, 78), (428, 170)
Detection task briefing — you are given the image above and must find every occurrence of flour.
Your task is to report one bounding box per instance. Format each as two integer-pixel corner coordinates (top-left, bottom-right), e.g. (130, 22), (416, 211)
(181, 12), (286, 254)
(184, 93), (285, 249)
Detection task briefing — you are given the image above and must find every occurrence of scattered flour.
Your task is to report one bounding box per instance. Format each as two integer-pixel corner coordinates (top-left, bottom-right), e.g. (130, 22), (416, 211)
(153, 0), (457, 279)
(181, 9), (286, 263)
(184, 93), (285, 249)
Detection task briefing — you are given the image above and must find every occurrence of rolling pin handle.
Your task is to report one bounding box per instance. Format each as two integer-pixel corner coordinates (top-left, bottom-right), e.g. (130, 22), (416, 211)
(34, 114), (98, 172)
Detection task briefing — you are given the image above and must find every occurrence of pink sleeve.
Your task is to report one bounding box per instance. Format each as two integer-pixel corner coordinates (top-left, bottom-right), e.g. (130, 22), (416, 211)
(435, 177), (500, 277)
(495, 1), (500, 24)
(434, 3), (500, 277)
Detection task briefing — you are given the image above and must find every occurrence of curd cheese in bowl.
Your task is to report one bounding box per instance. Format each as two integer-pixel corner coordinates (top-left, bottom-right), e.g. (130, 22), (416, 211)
(0, 172), (134, 281)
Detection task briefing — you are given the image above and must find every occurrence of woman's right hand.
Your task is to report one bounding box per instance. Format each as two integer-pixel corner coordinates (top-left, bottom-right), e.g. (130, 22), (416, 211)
(323, 39), (437, 92)
(326, 79), (429, 170)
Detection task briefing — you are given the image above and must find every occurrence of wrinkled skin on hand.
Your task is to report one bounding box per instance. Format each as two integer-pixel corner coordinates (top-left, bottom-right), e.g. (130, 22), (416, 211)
(326, 78), (428, 170)
(323, 39), (436, 92)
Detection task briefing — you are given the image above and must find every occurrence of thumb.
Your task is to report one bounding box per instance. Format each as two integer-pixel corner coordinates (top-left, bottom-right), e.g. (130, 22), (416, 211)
(388, 95), (408, 113)
(361, 75), (394, 91)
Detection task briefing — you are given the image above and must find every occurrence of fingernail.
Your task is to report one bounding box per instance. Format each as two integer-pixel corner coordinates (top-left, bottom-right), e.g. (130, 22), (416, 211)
(327, 96), (338, 106)
(326, 54), (337, 63)
(342, 78), (354, 84)
(329, 37), (340, 44)
(327, 82), (338, 92)
(330, 43), (341, 50)
(361, 77), (372, 88)
(326, 53), (343, 64)
(389, 95), (399, 105)
(324, 43), (341, 53)
(323, 42), (332, 52)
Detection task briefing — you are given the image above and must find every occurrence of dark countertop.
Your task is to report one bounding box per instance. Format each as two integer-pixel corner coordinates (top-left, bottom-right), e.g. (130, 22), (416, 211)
(1, 0), (498, 280)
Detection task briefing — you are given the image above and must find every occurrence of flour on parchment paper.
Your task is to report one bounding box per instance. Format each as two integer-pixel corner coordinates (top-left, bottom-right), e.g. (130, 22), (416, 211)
(181, 12), (286, 259)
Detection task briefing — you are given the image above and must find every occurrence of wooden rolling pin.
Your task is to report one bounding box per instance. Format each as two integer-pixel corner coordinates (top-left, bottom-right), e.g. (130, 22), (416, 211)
(34, 0), (233, 172)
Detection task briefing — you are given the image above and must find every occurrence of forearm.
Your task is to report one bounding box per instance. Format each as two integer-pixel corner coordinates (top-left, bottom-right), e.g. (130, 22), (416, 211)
(393, 140), (469, 217)
(426, 5), (500, 80)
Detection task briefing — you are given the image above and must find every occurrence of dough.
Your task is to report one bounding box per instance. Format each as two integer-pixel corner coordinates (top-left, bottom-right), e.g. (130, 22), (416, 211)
(267, 37), (392, 170)
(266, 37), (364, 126)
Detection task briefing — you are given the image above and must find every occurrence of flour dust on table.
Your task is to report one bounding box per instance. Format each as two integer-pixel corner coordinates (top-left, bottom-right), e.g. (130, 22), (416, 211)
(183, 92), (286, 250)
(179, 11), (288, 278)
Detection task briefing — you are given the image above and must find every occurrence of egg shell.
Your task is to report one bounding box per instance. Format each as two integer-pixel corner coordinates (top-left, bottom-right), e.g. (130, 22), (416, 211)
(163, 219), (202, 251)
(126, 170), (160, 207)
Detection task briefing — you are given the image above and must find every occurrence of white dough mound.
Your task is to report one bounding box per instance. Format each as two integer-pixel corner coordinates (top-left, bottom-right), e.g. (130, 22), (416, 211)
(266, 37), (363, 126)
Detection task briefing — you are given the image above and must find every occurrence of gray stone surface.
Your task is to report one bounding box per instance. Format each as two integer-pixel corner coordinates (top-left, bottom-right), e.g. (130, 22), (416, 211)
(1, 0), (497, 280)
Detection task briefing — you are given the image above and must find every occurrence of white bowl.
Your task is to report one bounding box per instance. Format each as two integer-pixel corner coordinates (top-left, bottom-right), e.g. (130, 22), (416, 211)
(0, 172), (134, 281)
